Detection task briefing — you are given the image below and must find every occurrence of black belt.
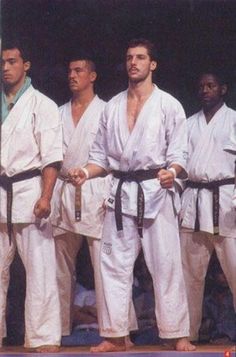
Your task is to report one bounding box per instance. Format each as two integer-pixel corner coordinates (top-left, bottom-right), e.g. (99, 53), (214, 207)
(186, 178), (234, 235)
(0, 169), (41, 244)
(113, 168), (161, 238)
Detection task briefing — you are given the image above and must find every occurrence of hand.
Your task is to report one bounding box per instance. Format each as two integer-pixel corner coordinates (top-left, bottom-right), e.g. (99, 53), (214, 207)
(158, 169), (175, 189)
(68, 167), (87, 186)
(33, 197), (51, 218)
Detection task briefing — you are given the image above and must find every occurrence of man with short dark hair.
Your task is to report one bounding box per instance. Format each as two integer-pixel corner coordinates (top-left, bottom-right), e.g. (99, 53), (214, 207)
(51, 52), (137, 342)
(69, 39), (195, 352)
(0, 40), (62, 352)
(180, 71), (236, 342)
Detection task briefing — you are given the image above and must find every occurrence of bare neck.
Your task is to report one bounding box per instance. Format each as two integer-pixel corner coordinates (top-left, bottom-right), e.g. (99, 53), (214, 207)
(126, 80), (154, 132)
(203, 101), (224, 123)
(128, 80), (154, 101)
(72, 89), (95, 106)
(4, 76), (26, 102)
(71, 89), (95, 126)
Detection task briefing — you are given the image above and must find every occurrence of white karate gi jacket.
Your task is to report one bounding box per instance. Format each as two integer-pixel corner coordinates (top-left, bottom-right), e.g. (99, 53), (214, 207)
(180, 104), (236, 237)
(224, 116), (236, 208)
(51, 95), (110, 238)
(0, 85), (63, 223)
(89, 85), (188, 219)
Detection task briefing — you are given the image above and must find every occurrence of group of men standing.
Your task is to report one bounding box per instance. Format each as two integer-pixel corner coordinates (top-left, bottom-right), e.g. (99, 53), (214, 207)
(0, 38), (235, 353)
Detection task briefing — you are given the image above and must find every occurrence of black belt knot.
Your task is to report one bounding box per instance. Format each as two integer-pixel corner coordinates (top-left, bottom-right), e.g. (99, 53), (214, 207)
(186, 178), (234, 235)
(0, 169), (41, 244)
(113, 168), (161, 238)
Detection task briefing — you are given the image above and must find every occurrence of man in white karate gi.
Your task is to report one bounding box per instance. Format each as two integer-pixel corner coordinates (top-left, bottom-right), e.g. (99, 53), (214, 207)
(0, 40), (62, 352)
(69, 38), (195, 352)
(51, 51), (137, 342)
(180, 71), (236, 342)
(224, 119), (236, 208)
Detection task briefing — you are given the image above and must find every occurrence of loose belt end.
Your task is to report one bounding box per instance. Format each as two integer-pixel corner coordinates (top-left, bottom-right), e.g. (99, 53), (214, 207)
(7, 223), (13, 245)
(117, 229), (124, 238)
(75, 210), (81, 221)
(75, 186), (82, 222)
(137, 226), (143, 238)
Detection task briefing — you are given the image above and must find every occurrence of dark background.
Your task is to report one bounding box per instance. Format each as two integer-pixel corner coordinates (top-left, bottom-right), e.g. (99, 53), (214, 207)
(2, 0), (236, 345)
(2, 0), (236, 116)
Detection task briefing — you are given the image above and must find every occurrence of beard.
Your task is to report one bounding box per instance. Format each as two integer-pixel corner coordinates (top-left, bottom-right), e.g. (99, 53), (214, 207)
(127, 64), (153, 84)
(128, 71), (150, 84)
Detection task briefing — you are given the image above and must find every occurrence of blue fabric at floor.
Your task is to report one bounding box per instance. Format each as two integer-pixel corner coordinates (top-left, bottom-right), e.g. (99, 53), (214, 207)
(61, 329), (104, 346)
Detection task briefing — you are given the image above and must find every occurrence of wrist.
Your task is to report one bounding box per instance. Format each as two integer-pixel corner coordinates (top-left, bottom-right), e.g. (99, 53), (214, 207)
(40, 195), (51, 201)
(81, 167), (89, 179)
(168, 167), (177, 179)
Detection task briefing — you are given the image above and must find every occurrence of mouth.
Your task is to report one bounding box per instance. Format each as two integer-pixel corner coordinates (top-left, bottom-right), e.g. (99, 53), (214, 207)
(129, 68), (138, 74)
(200, 96), (211, 101)
(69, 81), (78, 86)
(3, 74), (11, 80)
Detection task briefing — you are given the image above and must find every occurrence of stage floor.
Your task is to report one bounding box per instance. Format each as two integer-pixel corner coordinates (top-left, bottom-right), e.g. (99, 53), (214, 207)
(0, 344), (235, 357)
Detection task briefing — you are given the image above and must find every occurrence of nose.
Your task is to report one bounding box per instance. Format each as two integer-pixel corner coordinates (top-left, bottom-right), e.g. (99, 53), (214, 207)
(130, 56), (137, 65)
(68, 70), (75, 79)
(202, 85), (209, 93)
(2, 62), (9, 71)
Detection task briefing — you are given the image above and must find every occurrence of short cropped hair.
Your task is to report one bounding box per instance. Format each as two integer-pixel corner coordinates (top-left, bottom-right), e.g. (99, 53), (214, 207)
(126, 38), (158, 62)
(197, 68), (229, 87)
(67, 50), (96, 72)
(2, 38), (31, 62)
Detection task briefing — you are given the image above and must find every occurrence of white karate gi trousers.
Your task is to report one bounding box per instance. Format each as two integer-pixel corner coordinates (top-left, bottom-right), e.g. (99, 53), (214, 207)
(0, 222), (61, 348)
(180, 230), (236, 341)
(99, 192), (190, 339)
(54, 232), (138, 336)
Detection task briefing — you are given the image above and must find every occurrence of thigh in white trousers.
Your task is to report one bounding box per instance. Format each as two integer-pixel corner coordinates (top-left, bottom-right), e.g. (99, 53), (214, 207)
(99, 193), (190, 339)
(0, 222), (61, 348)
(55, 232), (138, 336)
(180, 230), (236, 341)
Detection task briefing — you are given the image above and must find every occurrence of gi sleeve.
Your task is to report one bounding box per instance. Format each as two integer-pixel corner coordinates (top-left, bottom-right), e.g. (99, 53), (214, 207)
(165, 98), (188, 178)
(88, 108), (109, 171)
(34, 96), (63, 169)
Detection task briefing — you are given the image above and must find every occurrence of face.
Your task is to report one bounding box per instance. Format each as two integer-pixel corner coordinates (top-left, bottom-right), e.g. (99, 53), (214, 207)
(68, 60), (96, 93)
(2, 48), (30, 89)
(198, 74), (226, 110)
(126, 46), (157, 84)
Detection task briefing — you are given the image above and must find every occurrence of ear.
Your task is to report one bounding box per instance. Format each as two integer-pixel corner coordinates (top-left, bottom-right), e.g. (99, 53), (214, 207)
(150, 60), (157, 72)
(24, 61), (31, 72)
(221, 84), (227, 96)
(90, 71), (97, 83)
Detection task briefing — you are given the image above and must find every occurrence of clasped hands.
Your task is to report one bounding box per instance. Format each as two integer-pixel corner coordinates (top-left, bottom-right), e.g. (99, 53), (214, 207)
(158, 168), (175, 189)
(68, 167), (87, 186)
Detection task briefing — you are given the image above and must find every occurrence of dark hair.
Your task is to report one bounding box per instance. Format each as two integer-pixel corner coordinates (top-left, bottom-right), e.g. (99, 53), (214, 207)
(126, 38), (158, 62)
(197, 68), (229, 87)
(2, 38), (31, 62)
(66, 49), (96, 72)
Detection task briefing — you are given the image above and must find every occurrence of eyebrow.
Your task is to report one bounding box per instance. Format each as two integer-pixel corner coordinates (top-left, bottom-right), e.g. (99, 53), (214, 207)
(69, 65), (88, 71)
(2, 57), (17, 61)
(70, 66), (82, 70)
(126, 53), (148, 58)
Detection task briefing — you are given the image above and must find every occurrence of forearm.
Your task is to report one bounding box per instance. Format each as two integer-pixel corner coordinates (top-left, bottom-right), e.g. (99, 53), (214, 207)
(84, 163), (107, 179)
(41, 164), (60, 200)
(168, 163), (185, 179)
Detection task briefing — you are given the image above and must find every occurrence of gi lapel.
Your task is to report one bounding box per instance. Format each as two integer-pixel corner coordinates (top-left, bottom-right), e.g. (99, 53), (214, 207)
(2, 86), (35, 147)
(188, 105), (227, 178)
(120, 86), (161, 170)
(61, 95), (102, 175)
